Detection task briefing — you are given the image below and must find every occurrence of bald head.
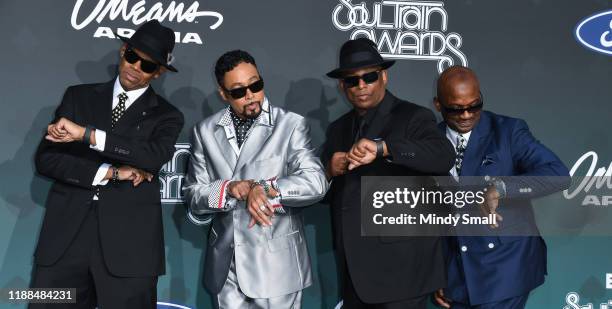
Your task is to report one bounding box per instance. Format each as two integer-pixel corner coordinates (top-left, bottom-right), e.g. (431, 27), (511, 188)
(434, 66), (483, 133)
(437, 65), (480, 101)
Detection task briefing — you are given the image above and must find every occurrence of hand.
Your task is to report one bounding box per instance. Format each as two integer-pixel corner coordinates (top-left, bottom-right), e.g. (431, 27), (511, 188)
(479, 185), (503, 228)
(326, 152), (349, 178)
(347, 138), (378, 170)
(227, 180), (254, 200)
(433, 289), (451, 308)
(247, 185), (275, 228)
(117, 166), (154, 187)
(45, 117), (86, 143)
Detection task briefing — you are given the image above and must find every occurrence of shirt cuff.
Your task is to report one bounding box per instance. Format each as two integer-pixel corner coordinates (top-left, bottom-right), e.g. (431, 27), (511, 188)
(266, 177), (286, 214)
(92, 163), (112, 186)
(209, 180), (237, 210)
(89, 129), (106, 152)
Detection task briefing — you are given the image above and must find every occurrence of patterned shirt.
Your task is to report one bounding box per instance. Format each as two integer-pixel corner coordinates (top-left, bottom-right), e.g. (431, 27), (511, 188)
(229, 107), (256, 148)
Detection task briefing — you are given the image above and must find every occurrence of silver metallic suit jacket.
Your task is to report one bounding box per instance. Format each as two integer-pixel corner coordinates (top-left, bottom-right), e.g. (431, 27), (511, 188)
(183, 99), (329, 298)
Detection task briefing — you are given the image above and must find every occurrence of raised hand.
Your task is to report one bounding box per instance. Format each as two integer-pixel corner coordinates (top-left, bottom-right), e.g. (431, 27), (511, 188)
(45, 117), (86, 143)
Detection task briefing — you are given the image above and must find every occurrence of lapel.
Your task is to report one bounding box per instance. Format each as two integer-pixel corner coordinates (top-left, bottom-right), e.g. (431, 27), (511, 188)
(363, 90), (395, 140)
(340, 113), (355, 151)
(92, 80), (114, 132)
(460, 111), (493, 176)
(233, 105), (274, 175)
(113, 87), (158, 134)
(437, 122), (453, 176)
(213, 123), (238, 172)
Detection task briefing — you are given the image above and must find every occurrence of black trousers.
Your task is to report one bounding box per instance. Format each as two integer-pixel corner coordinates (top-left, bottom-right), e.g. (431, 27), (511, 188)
(29, 204), (157, 309)
(340, 254), (428, 309)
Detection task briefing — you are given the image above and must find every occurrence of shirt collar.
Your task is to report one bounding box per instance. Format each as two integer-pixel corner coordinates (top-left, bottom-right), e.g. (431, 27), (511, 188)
(446, 126), (472, 149)
(113, 77), (149, 108)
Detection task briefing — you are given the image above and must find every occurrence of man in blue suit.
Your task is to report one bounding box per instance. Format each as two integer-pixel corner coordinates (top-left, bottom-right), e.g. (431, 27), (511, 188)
(432, 66), (571, 309)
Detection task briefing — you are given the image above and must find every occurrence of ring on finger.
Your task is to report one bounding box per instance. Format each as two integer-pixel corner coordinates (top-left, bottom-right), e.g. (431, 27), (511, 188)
(259, 205), (266, 212)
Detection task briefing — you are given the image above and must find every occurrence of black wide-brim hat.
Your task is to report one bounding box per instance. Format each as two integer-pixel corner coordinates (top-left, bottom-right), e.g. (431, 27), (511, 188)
(116, 20), (178, 72)
(327, 38), (395, 78)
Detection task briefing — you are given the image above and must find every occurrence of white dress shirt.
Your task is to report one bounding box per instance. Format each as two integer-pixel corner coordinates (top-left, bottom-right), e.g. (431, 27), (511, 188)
(91, 77), (149, 192)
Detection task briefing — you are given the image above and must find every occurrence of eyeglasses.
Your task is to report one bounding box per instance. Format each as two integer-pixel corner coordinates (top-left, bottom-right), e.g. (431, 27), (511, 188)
(440, 96), (484, 115)
(223, 78), (264, 99)
(123, 47), (160, 74)
(342, 71), (380, 88)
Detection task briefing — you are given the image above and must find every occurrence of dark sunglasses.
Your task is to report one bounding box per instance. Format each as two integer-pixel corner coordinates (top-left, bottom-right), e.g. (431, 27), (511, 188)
(342, 71), (380, 88)
(223, 78), (264, 99)
(123, 47), (160, 74)
(440, 96), (484, 115)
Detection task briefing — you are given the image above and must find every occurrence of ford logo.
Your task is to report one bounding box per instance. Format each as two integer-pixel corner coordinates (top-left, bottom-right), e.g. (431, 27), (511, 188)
(575, 10), (612, 55)
(157, 302), (192, 309)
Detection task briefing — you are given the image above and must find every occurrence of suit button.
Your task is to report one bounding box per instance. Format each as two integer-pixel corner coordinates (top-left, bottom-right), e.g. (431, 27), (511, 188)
(136, 125), (140, 130)
(142, 111), (147, 116)
(488, 243), (495, 249)
(230, 243), (235, 248)
(461, 246), (468, 252)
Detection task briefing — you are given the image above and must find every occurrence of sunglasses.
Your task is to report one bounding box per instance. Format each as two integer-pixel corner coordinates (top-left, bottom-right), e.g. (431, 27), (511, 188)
(342, 71), (380, 88)
(123, 47), (160, 74)
(440, 97), (484, 115)
(223, 78), (265, 99)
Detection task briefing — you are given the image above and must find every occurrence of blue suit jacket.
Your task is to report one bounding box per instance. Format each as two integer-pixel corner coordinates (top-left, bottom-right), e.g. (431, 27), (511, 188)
(439, 111), (570, 305)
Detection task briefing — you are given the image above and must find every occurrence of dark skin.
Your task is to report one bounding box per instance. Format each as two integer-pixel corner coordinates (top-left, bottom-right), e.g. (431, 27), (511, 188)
(45, 44), (164, 185)
(326, 66), (391, 179)
(433, 66), (482, 134)
(432, 66), (502, 308)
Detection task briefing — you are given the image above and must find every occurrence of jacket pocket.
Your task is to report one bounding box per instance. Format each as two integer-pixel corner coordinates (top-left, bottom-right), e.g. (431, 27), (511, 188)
(267, 230), (300, 252)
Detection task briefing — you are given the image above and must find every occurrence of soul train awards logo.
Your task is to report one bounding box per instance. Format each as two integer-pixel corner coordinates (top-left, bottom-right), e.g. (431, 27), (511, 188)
(160, 143), (191, 204)
(332, 0), (468, 73)
(70, 0), (224, 44)
(564, 293), (612, 309)
(575, 10), (612, 56)
(563, 151), (612, 207)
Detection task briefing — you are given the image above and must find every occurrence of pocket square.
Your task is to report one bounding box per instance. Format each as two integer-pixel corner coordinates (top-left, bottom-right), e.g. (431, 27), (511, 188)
(481, 156), (496, 165)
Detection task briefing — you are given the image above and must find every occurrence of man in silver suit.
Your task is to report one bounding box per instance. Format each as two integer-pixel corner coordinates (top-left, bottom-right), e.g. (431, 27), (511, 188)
(183, 50), (329, 308)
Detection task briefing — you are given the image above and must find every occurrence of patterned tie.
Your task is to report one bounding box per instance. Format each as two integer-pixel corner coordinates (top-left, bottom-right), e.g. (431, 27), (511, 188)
(112, 92), (128, 128)
(455, 134), (466, 175)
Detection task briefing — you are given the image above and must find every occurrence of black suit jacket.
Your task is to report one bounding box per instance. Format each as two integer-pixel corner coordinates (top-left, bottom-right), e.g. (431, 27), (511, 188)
(34, 80), (184, 277)
(321, 91), (455, 303)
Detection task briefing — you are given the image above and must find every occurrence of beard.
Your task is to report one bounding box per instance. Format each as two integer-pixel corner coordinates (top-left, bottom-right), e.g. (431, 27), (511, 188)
(242, 101), (262, 119)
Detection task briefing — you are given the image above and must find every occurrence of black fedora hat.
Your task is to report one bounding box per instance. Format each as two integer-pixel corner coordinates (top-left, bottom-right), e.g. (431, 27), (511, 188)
(116, 20), (178, 72)
(327, 38), (394, 78)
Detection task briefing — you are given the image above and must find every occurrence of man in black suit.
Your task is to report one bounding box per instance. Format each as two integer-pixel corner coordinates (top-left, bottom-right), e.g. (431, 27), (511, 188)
(30, 20), (184, 309)
(321, 38), (455, 308)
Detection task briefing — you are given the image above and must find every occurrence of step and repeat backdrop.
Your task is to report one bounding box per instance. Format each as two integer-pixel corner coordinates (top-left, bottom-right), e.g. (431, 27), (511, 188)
(1, 0), (611, 308)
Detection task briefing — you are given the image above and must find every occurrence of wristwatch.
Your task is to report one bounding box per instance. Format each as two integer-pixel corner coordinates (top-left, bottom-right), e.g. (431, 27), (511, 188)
(490, 178), (507, 199)
(373, 138), (384, 158)
(111, 166), (119, 182)
(82, 125), (94, 144)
